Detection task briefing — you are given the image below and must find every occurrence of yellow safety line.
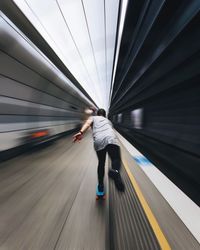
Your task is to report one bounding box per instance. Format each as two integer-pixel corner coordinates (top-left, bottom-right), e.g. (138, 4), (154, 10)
(122, 159), (171, 250)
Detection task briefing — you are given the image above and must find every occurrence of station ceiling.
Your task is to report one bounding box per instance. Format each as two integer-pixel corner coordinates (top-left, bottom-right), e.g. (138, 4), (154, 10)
(13, 0), (128, 110)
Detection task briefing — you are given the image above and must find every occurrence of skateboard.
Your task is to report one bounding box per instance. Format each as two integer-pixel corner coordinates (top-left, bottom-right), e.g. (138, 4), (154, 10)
(96, 186), (106, 200)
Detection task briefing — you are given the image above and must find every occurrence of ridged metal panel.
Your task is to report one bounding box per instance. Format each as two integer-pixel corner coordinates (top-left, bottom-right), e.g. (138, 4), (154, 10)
(109, 165), (160, 250)
(109, 0), (200, 206)
(0, 13), (94, 152)
(110, 1), (200, 112)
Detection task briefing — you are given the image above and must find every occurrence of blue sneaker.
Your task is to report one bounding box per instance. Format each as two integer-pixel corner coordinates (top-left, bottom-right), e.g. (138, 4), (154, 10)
(96, 185), (105, 200)
(96, 184), (104, 196)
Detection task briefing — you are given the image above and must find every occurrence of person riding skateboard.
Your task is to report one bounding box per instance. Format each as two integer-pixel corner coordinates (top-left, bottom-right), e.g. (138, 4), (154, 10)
(73, 108), (125, 194)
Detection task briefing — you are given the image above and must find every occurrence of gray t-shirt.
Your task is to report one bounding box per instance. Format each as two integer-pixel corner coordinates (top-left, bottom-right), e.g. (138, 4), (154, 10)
(91, 116), (119, 151)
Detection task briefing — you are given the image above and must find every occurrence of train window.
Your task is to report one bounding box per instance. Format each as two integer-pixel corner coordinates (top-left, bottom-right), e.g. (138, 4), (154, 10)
(131, 108), (143, 129)
(117, 113), (122, 123)
(113, 115), (117, 123)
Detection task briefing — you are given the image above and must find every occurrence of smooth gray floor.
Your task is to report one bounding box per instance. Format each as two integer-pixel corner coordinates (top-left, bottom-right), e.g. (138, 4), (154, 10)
(0, 133), (107, 250)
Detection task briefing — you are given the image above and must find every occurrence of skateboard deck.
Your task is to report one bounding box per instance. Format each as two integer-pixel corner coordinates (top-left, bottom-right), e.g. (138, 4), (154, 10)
(96, 194), (106, 200)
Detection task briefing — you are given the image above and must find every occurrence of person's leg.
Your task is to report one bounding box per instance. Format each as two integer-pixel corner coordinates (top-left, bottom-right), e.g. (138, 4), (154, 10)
(107, 144), (125, 192)
(96, 148), (106, 190)
(106, 144), (121, 171)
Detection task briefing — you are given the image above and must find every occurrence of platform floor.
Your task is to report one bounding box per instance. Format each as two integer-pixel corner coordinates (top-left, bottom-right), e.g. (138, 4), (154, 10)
(0, 132), (199, 250)
(0, 134), (107, 250)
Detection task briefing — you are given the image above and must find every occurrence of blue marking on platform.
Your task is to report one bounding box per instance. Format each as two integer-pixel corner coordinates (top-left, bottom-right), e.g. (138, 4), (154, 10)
(133, 156), (151, 166)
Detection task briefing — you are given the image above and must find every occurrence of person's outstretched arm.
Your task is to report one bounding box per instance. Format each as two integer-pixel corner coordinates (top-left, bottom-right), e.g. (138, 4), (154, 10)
(73, 117), (93, 142)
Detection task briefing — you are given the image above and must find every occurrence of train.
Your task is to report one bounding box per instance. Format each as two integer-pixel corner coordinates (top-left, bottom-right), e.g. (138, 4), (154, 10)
(0, 11), (96, 155)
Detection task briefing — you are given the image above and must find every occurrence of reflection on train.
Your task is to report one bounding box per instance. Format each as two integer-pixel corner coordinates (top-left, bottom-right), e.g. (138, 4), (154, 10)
(112, 108), (143, 130)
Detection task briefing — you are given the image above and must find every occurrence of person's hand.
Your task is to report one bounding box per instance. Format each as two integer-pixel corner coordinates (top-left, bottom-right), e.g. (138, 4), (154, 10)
(73, 132), (83, 143)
